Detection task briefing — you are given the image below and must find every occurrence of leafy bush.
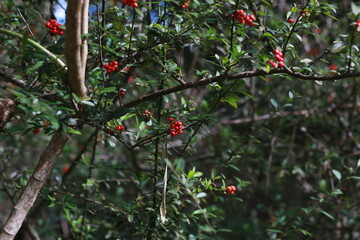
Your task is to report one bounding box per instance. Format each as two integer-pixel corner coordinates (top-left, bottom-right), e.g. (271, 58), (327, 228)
(0, 0), (360, 239)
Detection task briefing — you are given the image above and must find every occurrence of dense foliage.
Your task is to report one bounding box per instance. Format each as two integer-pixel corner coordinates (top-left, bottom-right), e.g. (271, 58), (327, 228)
(1, 0), (360, 239)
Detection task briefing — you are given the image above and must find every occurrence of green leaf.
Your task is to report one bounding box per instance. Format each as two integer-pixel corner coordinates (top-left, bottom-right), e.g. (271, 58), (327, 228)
(332, 169), (342, 180)
(319, 210), (335, 220)
(99, 87), (117, 94)
(266, 229), (284, 234)
(27, 61), (44, 73)
(68, 128), (82, 135)
(80, 100), (95, 106)
(270, 98), (278, 109)
(347, 176), (360, 180)
(298, 228), (313, 236)
(196, 192), (207, 198)
(300, 58), (312, 64)
(238, 90), (254, 99)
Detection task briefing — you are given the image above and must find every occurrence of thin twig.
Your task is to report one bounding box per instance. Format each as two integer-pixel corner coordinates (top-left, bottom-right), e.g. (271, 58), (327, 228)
(347, 14), (359, 73)
(10, 0), (35, 38)
(282, 0), (311, 55)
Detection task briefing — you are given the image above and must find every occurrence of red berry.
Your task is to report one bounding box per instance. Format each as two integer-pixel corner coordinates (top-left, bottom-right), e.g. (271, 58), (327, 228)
(181, 4), (186, 8)
(248, 15), (256, 21)
(301, 10), (306, 14)
(107, 129), (114, 134)
(169, 117), (174, 122)
(133, 2), (139, 7)
(116, 125), (124, 131)
(45, 22), (51, 28)
(288, 18), (294, 24)
(112, 60), (118, 66)
(238, 17), (245, 24)
(238, 10), (246, 18)
(275, 54), (284, 62)
(62, 165), (69, 175)
(33, 128), (41, 134)
(273, 49), (281, 55)
(329, 64), (337, 71)
(50, 19), (57, 24)
(278, 61), (284, 67)
(269, 60), (277, 68)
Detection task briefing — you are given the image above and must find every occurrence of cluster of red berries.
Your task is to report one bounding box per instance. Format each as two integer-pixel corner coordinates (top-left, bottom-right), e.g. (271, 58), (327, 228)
(231, 10), (256, 27)
(45, 19), (64, 35)
(168, 118), (183, 136)
(269, 49), (285, 68)
(123, 0), (138, 7)
(226, 185), (236, 195)
(104, 61), (119, 74)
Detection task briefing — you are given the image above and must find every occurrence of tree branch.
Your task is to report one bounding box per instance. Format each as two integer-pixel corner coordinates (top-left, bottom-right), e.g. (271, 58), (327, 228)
(0, 28), (66, 69)
(106, 67), (360, 120)
(65, 0), (89, 98)
(0, 132), (68, 240)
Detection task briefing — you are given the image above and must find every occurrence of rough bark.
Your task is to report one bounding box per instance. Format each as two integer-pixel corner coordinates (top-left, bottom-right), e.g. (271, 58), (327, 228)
(65, 0), (89, 98)
(0, 132), (68, 240)
(0, 98), (16, 128)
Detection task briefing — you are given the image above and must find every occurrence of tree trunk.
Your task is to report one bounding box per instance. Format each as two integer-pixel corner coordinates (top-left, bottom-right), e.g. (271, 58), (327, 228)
(0, 132), (68, 240)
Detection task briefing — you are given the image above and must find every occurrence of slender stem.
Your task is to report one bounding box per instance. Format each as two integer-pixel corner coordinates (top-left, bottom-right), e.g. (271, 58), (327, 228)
(128, 8), (137, 58)
(229, 0), (240, 60)
(146, 49), (166, 240)
(80, 129), (98, 240)
(0, 28), (66, 69)
(10, 0), (35, 38)
(282, 0), (311, 56)
(347, 14), (359, 73)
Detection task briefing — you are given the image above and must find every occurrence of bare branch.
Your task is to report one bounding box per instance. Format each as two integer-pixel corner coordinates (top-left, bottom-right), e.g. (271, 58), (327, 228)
(0, 132), (68, 240)
(106, 68), (360, 120)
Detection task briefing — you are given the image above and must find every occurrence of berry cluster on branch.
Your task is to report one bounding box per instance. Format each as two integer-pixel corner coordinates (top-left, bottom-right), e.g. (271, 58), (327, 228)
(231, 10), (256, 27)
(168, 118), (183, 136)
(226, 185), (236, 195)
(104, 61), (119, 74)
(45, 19), (64, 35)
(269, 49), (285, 68)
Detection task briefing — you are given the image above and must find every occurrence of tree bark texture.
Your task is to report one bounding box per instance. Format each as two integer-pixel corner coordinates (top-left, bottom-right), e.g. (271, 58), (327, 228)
(0, 98), (16, 128)
(65, 0), (89, 98)
(0, 132), (68, 240)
